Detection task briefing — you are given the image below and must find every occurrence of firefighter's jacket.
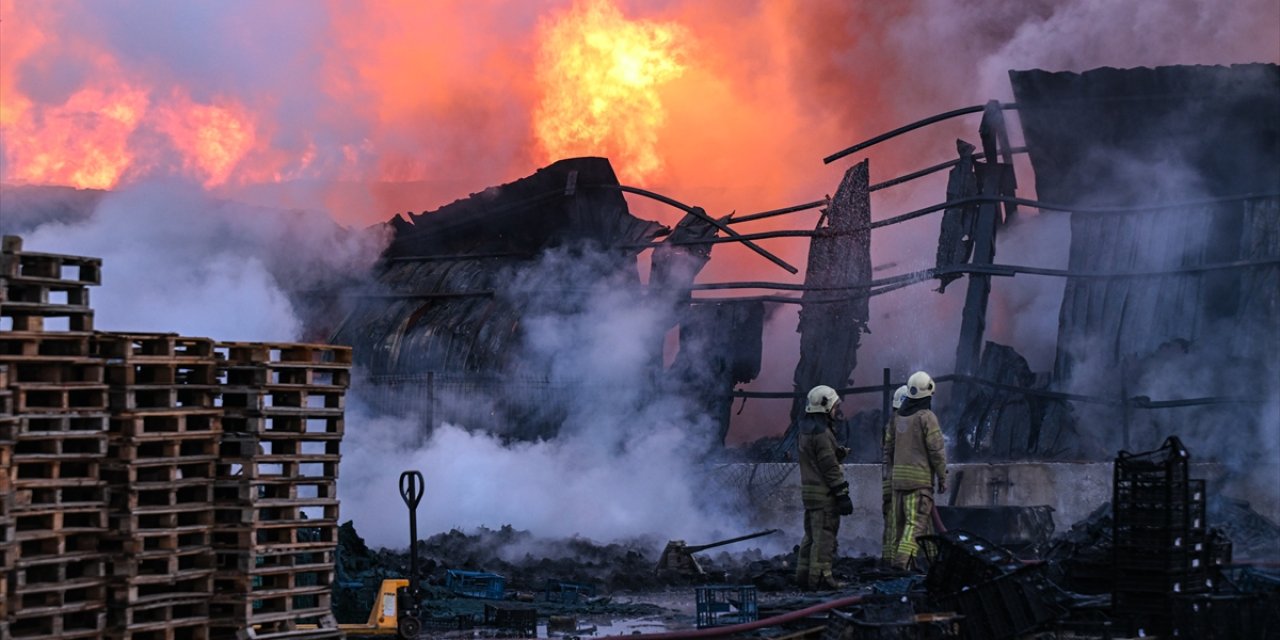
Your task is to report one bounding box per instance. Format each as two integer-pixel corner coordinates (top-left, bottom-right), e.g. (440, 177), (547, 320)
(882, 408), (947, 491)
(798, 413), (848, 509)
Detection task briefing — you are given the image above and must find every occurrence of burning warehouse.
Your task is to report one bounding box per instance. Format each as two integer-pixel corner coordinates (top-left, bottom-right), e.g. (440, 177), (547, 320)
(1, 1), (1279, 639)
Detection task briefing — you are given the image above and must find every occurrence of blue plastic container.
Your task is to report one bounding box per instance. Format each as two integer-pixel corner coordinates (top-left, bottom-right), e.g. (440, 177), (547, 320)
(445, 569), (506, 600)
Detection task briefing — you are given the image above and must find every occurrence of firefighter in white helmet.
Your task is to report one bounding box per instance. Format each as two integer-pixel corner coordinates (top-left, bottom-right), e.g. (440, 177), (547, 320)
(882, 371), (948, 570)
(880, 385), (909, 566)
(794, 384), (852, 590)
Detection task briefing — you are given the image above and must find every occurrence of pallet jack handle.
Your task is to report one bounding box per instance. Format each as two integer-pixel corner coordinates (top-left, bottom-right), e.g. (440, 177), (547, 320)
(398, 470), (426, 639)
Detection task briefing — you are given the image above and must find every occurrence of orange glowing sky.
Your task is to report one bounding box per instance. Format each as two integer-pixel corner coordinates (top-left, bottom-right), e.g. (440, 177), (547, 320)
(4, 0), (1274, 230)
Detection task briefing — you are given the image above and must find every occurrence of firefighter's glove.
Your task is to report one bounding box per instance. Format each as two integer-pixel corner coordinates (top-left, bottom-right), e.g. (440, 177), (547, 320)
(835, 493), (854, 516)
(836, 446), (850, 462)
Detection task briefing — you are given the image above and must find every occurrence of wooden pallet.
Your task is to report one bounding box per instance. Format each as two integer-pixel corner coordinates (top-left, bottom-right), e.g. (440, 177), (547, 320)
(0, 331), (93, 358)
(101, 528), (213, 556)
(110, 546), (215, 578)
(108, 481), (214, 512)
(8, 383), (108, 412)
(107, 361), (219, 386)
(93, 333), (215, 360)
(110, 410), (221, 437)
(107, 595), (209, 640)
(10, 529), (100, 563)
(12, 506), (107, 541)
(110, 386), (218, 411)
(220, 415), (343, 437)
(0, 358), (104, 386)
(211, 614), (339, 640)
(11, 430), (107, 458)
(111, 569), (215, 602)
(3, 280), (92, 307)
(219, 386), (346, 412)
(11, 480), (107, 512)
(1, 302), (95, 332)
(1, 236), (102, 284)
(101, 458), (217, 485)
(214, 454), (339, 482)
(108, 504), (216, 534)
(10, 453), (104, 483)
(107, 432), (219, 462)
(214, 343), (351, 368)
(13, 412), (109, 436)
(214, 547), (335, 574)
(209, 525), (336, 553)
(209, 584), (335, 635)
(7, 606), (106, 640)
(213, 499), (339, 526)
(213, 477), (335, 503)
(9, 551), (107, 593)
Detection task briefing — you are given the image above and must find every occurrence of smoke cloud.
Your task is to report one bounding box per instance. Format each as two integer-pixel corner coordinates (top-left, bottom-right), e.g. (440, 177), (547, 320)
(6, 180), (385, 341)
(337, 245), (752, 549)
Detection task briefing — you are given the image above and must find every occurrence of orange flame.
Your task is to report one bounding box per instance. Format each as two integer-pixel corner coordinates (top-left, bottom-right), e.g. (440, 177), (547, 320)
(4, 85), (149, 190)
(533, 0), (689, 182)
(153, 92), (256, 188)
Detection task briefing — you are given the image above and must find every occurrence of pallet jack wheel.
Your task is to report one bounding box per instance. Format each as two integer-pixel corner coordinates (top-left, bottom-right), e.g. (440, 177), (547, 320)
(397, 615), (421, 639)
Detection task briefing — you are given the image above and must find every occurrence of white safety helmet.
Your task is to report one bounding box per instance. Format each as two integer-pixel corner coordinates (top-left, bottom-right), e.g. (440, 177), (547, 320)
(906, 371), (935, 399)
(805, 385), (841, 414)
(892, 385), (909, 409)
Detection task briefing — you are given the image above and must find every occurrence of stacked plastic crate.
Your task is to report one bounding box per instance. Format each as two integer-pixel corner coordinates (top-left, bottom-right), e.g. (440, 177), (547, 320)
(0, 236), (109, 639)
(95, 333), (222, 640)
(211, 342), (350, 640)
(1112, 436), (1213, 633)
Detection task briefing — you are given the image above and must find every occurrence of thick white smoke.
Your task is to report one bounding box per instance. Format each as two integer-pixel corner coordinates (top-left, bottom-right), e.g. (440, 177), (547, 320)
(10, 179), (384, 340)
(337, 245), (756, 550)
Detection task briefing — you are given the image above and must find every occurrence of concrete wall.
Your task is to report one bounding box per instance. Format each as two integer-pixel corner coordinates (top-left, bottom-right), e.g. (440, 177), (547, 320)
(715, 461), (1280, 558)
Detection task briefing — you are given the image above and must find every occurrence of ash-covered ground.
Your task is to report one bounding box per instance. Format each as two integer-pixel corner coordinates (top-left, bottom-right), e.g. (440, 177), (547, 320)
(333, 494), (1280, 636)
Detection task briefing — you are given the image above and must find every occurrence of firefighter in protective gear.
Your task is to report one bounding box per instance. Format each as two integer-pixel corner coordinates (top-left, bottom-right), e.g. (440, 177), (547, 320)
(883, 371), (947, 570)
(881, 385), (909, 566)
(795, 384), (852, 590)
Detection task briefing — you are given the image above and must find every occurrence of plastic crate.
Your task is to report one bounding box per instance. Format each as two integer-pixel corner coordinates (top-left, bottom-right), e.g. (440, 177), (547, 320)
(1114, 543), (1209, 573)
(1114, 568), (1213, 596)
(1115, 436), (1191, 485)
(918, 530), (1021, 596)
(695, 585), (757, 629)
(1171, 593), (1268, 639)
(1113, 491), (1206, 530)
(484, 603), (537, 637)
(445, 569), (506, 600)
(543, 579), (595, 604)
(937, 564), (1067, 640)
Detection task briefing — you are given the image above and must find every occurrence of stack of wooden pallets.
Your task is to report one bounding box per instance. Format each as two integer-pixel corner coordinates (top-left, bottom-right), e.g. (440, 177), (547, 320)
(95, 333), (223, 640)
(0, 237), (109, 639)
(1, 365), (15, 640)
(1, 235), (354, 640)
(210, 342), (350, 640)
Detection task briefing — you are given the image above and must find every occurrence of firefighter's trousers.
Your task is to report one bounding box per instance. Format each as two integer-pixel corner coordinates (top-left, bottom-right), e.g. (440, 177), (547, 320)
(795, 501), (840, 584)
(887, 487), (934, 570)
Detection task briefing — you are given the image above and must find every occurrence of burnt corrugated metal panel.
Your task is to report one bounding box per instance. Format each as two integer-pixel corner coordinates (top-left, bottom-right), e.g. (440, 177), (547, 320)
(332, 157), (666, 378)
(1010, 65), (1280, 390)
(1007, 65), (1279, 461)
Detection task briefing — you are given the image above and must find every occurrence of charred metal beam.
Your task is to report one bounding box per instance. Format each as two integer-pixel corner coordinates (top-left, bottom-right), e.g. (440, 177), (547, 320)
(601, 184), (800, 274)
(823, 103), (1018, 164)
